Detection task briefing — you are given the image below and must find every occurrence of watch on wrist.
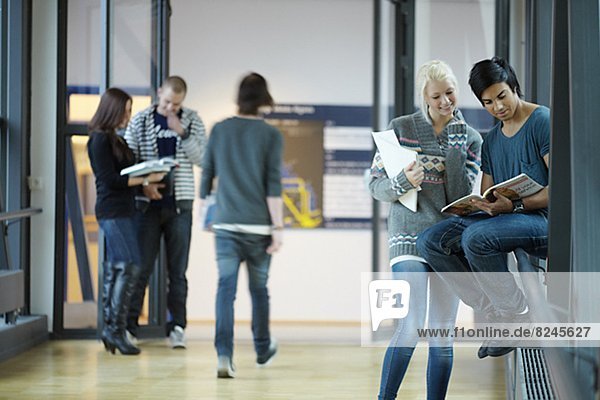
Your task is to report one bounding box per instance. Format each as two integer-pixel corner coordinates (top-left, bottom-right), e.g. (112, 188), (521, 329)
(142, 177), (150, 187)
(512, 198), (525, 213)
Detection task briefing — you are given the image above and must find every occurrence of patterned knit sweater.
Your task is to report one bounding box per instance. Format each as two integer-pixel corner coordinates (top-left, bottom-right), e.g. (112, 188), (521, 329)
(369, 110), (482, 259)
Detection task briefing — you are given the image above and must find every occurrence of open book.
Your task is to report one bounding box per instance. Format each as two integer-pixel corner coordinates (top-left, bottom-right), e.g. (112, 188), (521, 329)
(441, 173), (544, 215)
(120, 157), (179, 177)
(371, 130), (419, 212)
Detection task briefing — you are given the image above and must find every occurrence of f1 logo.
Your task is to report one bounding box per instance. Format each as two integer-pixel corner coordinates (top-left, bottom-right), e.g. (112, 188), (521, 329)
(368, 280), (410, 331)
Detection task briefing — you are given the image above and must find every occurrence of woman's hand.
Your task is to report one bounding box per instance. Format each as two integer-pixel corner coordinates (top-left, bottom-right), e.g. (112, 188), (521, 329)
(147, 172), (167, 183)
(403, 161), (424, 188)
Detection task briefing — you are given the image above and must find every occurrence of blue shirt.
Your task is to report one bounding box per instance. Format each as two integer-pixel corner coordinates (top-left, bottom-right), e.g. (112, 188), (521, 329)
(481, 106), (550, 186)
(481, 106), (550, 215)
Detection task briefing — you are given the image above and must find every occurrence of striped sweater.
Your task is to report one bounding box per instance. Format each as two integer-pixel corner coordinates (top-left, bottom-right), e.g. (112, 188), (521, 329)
(124, 105), (207, 202)
(369, 110), (482, 259)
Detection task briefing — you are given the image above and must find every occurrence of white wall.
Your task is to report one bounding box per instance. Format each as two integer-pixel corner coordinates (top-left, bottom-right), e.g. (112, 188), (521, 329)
(170, 0), (374, 129)
(170, 0), (374, 323)
(30, 0), (58, 331)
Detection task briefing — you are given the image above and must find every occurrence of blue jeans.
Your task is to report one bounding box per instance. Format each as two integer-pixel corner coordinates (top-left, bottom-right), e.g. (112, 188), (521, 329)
(98, 217), (141, 266)
(378, 261), (459, 400)
(127, 204), (192, 334)
(214, 230), (272, 358)
(416, 212), (548, 316)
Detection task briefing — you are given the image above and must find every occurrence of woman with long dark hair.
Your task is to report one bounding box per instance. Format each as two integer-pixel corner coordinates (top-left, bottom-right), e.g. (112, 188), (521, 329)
(87, 88), (165, 355)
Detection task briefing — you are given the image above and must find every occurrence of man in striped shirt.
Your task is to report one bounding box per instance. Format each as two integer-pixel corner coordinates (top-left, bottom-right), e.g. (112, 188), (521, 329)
(124, 76), (207, 349)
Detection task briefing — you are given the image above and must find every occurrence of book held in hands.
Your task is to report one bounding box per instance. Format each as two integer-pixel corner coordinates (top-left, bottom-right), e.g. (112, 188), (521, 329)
(120, 157), (179, 177)
(441, 173), (544, 216)
(371, 129), (419, 212)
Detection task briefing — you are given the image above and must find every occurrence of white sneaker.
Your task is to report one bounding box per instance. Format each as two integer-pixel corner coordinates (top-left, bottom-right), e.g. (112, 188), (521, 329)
(169, 325), (186, 349)
(217, 355), (236, 378)
(256, 338), (278, 367)
(126, 330), (138, 346)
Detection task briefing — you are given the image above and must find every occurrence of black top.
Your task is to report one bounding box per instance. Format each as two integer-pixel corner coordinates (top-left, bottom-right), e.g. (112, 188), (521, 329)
(88, 131), (135, 220)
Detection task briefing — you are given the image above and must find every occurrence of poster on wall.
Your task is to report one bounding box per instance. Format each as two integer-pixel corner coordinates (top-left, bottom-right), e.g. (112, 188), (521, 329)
(267, 119), (324, 229)
(266, 104), (372, 229)
(322, 125), (373, 229)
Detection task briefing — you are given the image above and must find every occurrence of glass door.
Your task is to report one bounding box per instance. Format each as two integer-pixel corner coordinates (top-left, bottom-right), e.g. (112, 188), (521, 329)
(414, 0), (496, 133)
(57, 0), (167, 337)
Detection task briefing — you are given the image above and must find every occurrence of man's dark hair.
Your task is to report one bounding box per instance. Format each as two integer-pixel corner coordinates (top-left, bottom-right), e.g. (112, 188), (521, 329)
(468, 57), (523, 104)
(237, 72), (274, 115)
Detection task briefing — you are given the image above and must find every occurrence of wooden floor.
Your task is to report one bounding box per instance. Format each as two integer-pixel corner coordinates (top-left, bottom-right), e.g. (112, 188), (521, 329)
(0, 326), (506, 400)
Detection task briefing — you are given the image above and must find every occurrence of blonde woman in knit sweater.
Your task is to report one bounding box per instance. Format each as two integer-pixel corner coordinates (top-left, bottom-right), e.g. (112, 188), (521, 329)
(370, 60), (482, 400)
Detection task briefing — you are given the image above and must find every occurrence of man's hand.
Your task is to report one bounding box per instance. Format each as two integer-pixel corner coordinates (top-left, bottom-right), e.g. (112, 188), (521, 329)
(167, 112), (185, 136)
(403, 161), (424, 188)
(267, 230), (283, 254)
(143, 183), (166, 200)
(470, 191), (513, 216)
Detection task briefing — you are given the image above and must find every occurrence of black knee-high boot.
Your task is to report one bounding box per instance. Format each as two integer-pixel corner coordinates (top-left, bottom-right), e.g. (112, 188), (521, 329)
(100, 261), (116, 351)
(102, 262), (142, 355)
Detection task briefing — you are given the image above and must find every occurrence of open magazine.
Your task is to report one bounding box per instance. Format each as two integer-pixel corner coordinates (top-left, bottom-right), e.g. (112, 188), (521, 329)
(441, 173), (544, 216)
(120, 157), (179, 177)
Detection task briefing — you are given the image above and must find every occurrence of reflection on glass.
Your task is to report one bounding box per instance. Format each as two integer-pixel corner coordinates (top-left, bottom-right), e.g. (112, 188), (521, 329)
(414, 0), (495, 132)
(68, 94), (152, 123)
(64, 135), (97, 329)
(113, 0), (152, 95)
(64, 0), (155, 330)
(67, 0), (101, 123)
(67, 0), (154, 124)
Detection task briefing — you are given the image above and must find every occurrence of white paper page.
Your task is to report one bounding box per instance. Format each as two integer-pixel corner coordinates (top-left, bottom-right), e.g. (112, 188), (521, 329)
(371, 130), (418, 212)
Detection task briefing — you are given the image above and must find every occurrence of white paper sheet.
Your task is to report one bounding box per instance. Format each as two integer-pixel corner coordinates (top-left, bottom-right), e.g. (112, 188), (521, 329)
(371, 130), (418, 212)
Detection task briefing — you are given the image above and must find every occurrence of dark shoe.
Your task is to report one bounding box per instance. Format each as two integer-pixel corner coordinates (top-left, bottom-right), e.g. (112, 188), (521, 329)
(102, 329), (140, 355)
(126, 263), (154, 337)
(105, 262), (142, 356)
(477, 343), (488, 359)
(256, 338), (278, 367)
(477, 339), (514, 358)
(101, 331), (116, 354)
(110, 262), (141, 330)
(486, 345), (515, 357)
(478, 308), (528, 358)
(102, 261), (116, 327)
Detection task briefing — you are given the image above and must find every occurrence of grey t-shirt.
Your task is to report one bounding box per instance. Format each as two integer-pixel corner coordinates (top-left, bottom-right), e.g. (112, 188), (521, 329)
(200, 116), (283, 226)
